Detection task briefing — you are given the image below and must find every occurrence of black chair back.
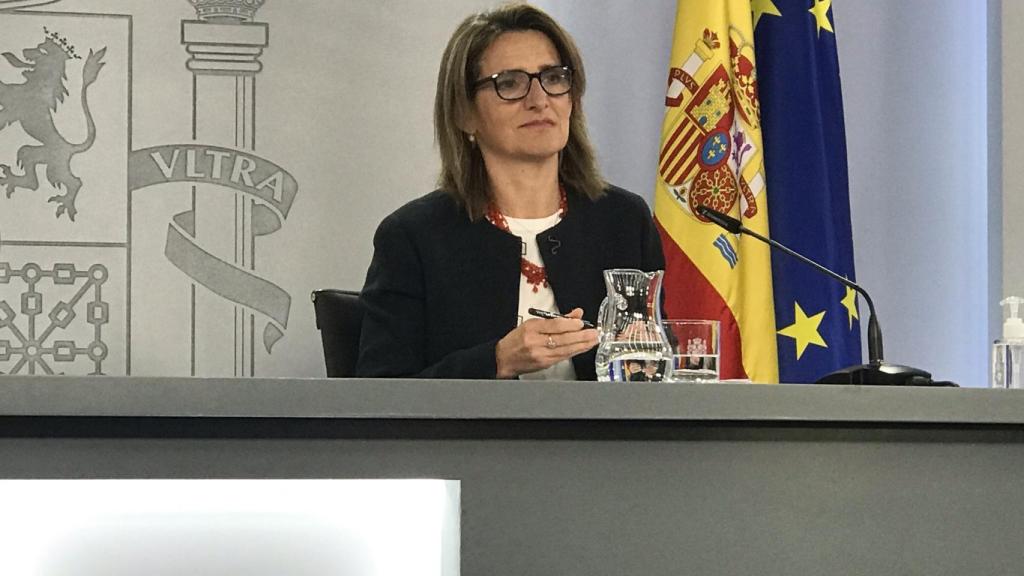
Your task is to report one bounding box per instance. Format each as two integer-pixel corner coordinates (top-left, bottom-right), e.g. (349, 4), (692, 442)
(311, 289), (364, 377)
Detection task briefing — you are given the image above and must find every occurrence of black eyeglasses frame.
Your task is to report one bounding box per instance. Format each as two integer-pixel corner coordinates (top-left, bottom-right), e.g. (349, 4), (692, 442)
(472, 66), (574, 101)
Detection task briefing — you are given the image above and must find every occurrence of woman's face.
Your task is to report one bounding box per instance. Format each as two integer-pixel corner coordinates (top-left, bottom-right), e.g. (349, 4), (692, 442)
(466, 30), (572, 168)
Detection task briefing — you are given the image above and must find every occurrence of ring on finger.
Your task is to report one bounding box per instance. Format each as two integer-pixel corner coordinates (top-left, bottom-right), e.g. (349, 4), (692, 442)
(546, 335), (556, 349)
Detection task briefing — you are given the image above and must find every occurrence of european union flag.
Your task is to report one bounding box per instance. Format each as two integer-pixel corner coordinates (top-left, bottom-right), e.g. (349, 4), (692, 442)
(754, 0), (861, 382)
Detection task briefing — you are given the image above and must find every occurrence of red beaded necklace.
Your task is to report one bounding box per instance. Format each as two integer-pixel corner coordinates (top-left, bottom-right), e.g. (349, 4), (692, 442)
(485, 185), (568, 293)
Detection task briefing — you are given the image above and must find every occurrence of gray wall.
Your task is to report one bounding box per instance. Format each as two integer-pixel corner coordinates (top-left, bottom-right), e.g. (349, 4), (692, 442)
(1003, 1), (1024, 317)
(0, 1), (999, 385)
(839, 1), (991, 386)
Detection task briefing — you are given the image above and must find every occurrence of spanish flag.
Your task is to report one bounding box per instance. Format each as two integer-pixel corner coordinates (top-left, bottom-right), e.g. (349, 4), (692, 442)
(654, 0), (778, 382)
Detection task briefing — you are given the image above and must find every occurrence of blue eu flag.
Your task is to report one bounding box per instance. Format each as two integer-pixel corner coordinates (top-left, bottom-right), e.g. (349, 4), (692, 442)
(754, 0), (862, 382)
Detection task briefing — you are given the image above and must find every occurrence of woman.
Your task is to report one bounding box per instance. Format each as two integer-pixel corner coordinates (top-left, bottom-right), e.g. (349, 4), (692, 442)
(356, 3), (664, 380)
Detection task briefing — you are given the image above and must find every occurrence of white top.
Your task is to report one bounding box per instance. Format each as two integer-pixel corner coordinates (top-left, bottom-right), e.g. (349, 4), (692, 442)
(503, 212), (577, 381)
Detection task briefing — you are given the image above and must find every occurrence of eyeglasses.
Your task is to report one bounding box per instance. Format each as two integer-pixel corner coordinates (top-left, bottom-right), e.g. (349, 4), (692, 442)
(472, 66), (573, 101)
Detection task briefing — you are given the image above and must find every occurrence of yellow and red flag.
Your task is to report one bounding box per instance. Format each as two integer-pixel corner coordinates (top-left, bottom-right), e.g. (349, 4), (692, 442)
(654, 0), (778, 382)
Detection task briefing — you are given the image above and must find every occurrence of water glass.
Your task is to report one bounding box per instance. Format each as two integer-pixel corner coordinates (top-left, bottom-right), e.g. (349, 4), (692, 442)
(662, 319), (720, 382)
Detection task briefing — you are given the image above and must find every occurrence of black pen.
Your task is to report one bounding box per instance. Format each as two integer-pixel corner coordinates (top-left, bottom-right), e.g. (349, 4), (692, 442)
(528, 308), (595, 329)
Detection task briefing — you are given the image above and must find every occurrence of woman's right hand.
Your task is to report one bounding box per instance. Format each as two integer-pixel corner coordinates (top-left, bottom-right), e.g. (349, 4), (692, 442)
(494, 308), (598, 379)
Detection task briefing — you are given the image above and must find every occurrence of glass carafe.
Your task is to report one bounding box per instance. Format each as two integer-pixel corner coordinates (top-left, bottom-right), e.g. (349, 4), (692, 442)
(595, 269), (672, 382)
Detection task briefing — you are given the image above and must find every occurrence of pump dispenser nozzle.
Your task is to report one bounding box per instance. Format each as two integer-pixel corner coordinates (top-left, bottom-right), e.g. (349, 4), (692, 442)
(1001, 297), (1024, 341)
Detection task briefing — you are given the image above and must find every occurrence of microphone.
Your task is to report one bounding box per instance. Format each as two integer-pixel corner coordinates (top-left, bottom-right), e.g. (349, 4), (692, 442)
(696, 205), (943, 386)
(547, 235), (561, 255)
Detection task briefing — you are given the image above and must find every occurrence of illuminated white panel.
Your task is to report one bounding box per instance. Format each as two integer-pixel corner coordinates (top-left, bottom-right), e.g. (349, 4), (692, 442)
(0, 479), (460, 576)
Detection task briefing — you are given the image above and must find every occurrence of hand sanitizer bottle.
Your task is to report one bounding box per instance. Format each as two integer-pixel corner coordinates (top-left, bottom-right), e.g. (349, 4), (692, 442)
(993, 297), (1024, 388)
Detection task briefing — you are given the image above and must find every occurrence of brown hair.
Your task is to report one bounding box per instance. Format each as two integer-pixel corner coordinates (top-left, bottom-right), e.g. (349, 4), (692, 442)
(434, 2), (605, 220)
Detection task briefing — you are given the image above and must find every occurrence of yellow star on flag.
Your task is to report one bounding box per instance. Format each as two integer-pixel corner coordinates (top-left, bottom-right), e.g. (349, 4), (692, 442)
(777, 302), (828, 360)
(808, 0), (834, 37)
(752, 0), (782, 30)
(840, 286), (859, 329)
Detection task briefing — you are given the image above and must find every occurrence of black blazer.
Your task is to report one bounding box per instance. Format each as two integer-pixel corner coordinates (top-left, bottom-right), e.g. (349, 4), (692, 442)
(356, 185), (665, 380)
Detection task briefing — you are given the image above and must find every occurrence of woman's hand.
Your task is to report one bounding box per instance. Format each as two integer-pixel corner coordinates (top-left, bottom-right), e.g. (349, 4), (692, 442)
(494, 308), (598, 378)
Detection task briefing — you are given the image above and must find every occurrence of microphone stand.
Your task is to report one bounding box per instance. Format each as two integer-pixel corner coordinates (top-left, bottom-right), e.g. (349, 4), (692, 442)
(696, 206), (937, 386)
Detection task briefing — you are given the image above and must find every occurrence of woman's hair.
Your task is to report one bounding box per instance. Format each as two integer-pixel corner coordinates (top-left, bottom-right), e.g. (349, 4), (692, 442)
(434, 2), (605, 220)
